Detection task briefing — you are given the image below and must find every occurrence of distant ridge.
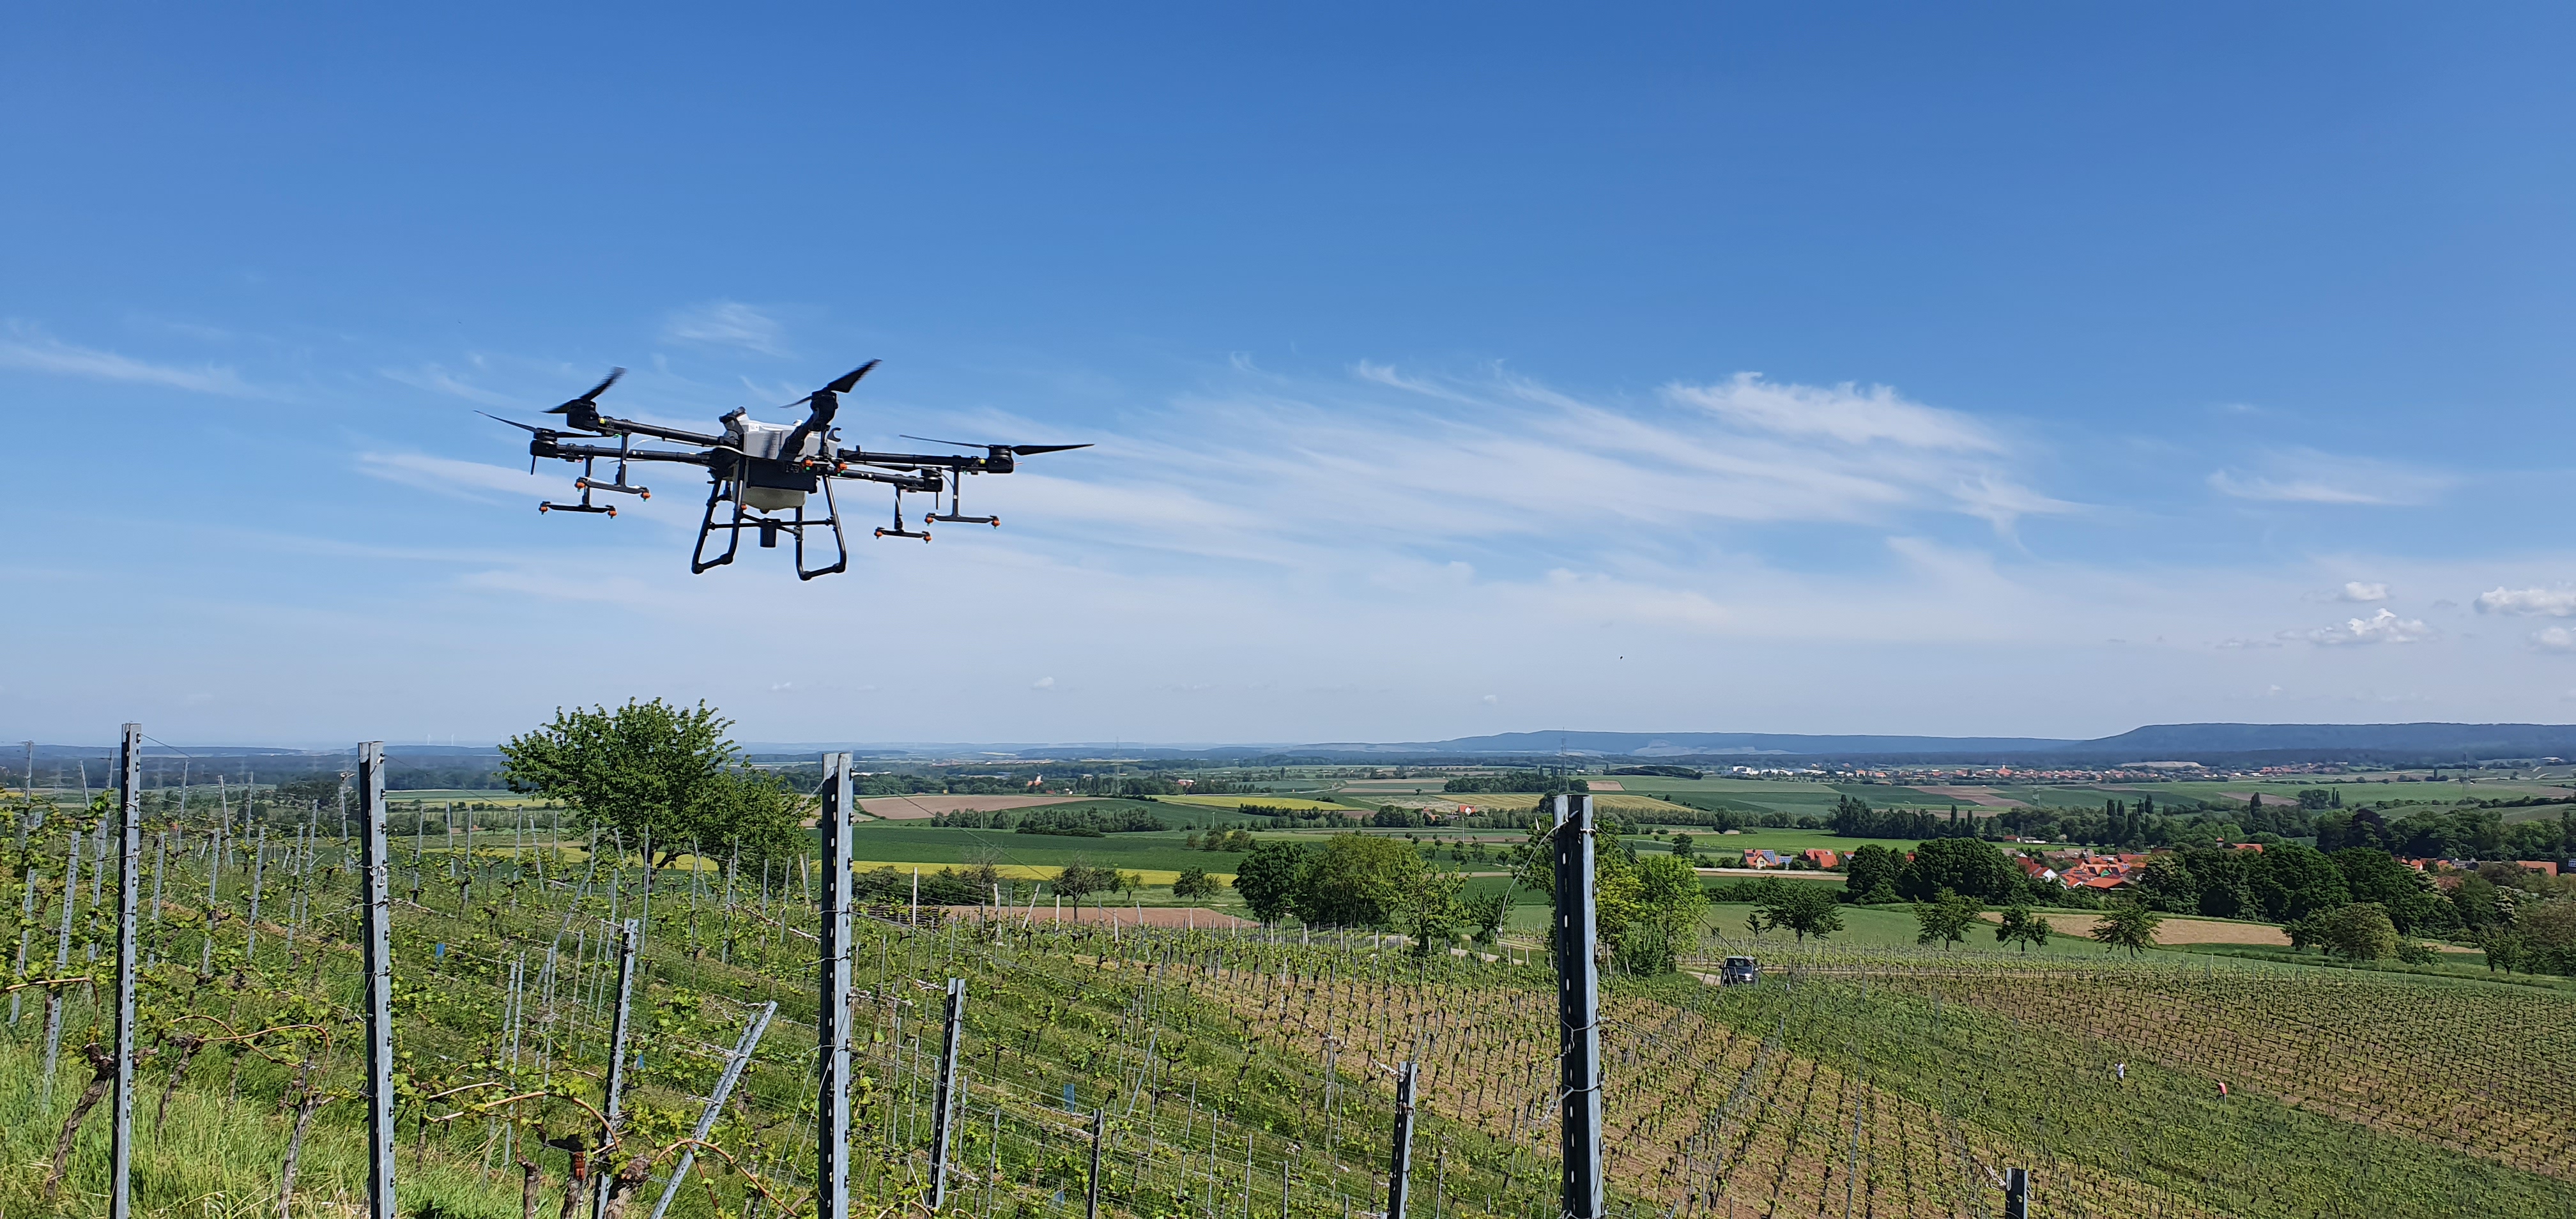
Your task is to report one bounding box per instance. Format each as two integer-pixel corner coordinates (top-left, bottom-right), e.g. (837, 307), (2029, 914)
(1302, 730), (2074, 756)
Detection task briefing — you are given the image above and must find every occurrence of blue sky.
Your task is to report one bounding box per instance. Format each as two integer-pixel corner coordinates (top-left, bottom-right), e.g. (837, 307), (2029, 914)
(9, 4), (2576, 746)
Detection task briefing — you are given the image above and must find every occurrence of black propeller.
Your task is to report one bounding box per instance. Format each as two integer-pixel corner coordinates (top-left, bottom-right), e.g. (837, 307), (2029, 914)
(479, 412), (564, 473)
(824, 360), (879, 395)
(542, 367), (624, 433)
(900, 435), (1095, 456)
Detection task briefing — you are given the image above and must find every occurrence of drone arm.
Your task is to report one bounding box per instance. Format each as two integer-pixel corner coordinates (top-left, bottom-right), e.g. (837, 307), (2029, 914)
(828, 466), (943, 493)
(584, 413), (725, 447)
(540, 440), (717, 466)
(833, 448), (1008, 474)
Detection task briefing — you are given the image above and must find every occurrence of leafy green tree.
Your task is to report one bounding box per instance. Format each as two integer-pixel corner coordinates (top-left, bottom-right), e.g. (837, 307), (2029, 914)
(2134, 855), (2200, 913)
(1230, 841), (1310, 923)
(2331, 848), (2448, 933)
(1843, 843), (1902, 904)
(2308, 902), (2399, 960)
(2089, 901), (2162, 958)
(1754, 884), (1845, 944)
(1171, 866), (1222, 899)
(2250, 842), (2350, 923)
(1294, 834), (1424, 927)
(1599, 853), (1707, 972)
(2476, 926), (2532, 974)
(1667, 833), (1695, 860)
(1461, 891), (1509, 945)
(1049, 861), (1126, 898)
(1896, 837), (2018, 902)
(1913, 889), (1984, 948)
(1395, 870), (1467, 955)
(1994, 904), (2052, 953)
(498, 699), (801, 866)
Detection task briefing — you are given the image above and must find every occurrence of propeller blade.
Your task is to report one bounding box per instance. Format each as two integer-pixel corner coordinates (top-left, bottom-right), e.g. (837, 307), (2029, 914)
(478, 411), (551, 434)
(898, 434), (986, 449)
(824, 360), (880, 395)
(546, 367), (624, 413)
(1008, 443), (1092, 456)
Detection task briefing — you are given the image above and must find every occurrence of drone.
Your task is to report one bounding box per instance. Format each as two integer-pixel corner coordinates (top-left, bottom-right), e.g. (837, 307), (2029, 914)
(482, 363), (1089, 580)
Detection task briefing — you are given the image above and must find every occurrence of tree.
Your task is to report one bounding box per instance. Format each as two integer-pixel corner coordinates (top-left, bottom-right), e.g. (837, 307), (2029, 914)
(2134, 855), (2200, 914)
(1293, 834), (1424, 928)
(1896, 837), (2018, 903)
(1995, 905), (2052, 953)
(1602, 853), (1708, 972)
(1668, 833), (1695, 861)
(498, 700), (801, 867)
(1171, 866), (1223, 899)
(2089, 901), (2162, 958)
(1461, 891), (1509, 945)
(1231, 841), (1310, 923)
(2331, 848), (2445, 933)
(2307, 901), (2399, 961)
(1395, 871), (1466, 955)
(1754, 884), (1845, 944)
(2250, 842), (2350, 923)
(1913, 889), (1984, 948)
(1050, 862), (1125, 898)
(1843, 843), (1902, 903)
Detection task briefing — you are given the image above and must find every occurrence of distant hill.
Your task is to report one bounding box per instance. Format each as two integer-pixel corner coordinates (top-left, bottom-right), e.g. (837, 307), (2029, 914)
(1337, 723), (2576, 765)
(1304, 730), (2074, 756)
(2076, 722), (2576, 760)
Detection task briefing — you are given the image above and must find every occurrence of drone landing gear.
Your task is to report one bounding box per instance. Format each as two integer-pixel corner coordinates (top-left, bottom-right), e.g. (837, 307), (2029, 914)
(875, 490), (931, 542)
(924, 471), (999, 527)
(691, 473), (850, 580)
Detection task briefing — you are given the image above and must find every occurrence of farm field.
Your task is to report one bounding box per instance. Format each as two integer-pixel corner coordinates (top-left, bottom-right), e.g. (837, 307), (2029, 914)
(1158, 794), (1355, 811)
(856, 793), (1082, 818)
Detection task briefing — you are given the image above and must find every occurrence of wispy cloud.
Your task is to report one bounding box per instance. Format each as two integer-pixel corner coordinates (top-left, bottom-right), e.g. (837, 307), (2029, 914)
(2532, 627), (2576, 652)
(2292, 608), (2434, 646)
(381, 364), (522, 408)
(355, 452), (553, 504)
(0, 322), (255, 395)
(1662, 372), (2002, 452)
(2338, 581), (2390, 602)
(662, 301), (785, 355)
(1004, 364), (2072, 563)
(2476, 586), (2576, 616)
(2207, 448), (2451, 506)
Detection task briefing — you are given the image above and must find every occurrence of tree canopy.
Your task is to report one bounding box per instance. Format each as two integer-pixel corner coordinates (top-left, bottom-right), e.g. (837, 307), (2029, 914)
(2089, 901), (2162, 958)
(1896, 836), (2020, 903)
(498, 699), (804, 867)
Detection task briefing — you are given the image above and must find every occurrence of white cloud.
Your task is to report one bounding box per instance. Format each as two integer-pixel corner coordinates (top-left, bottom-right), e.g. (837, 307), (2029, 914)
(2476, 586), (2576, 617)
(662, 301), (785, 355)
(355, 452), (553, 504)
(381, 364), (522, 407)
(1662, 372), (2001, 451)
(2207, 449), (2451, 506)
(2533, 627), (2576, 653)
(0, 322), (254, 395)
(2338, 581), (2390, 602)
(2292, 608), (2434, 646)
(1031, 676), (1056, 690)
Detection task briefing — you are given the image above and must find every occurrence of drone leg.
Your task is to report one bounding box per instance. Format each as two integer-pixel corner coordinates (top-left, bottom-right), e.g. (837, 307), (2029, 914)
(689, 479), (743, 573)
(797, 475), (849, 580)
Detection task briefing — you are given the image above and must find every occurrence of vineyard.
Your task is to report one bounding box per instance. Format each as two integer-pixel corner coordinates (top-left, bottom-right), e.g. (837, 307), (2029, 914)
(6, 774), (2574, 1219)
